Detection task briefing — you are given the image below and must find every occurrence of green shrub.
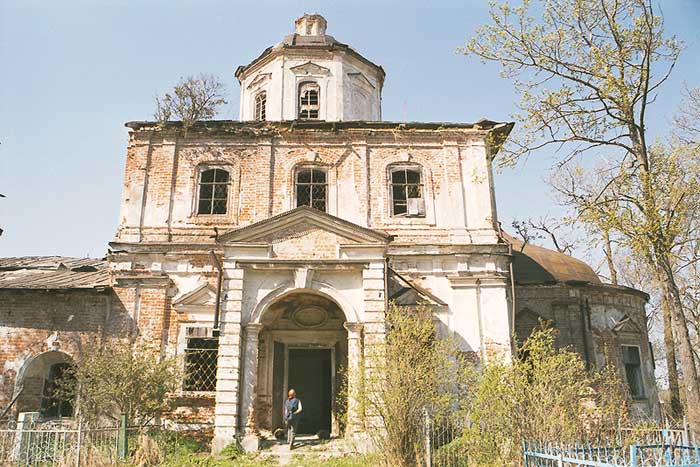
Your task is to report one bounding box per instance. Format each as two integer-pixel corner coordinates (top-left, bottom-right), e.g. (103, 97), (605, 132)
(459, 326), (629, 467)
(363, 303), (462, 467)
(155, 430), (207, 456)
(219, 441), (244, 459)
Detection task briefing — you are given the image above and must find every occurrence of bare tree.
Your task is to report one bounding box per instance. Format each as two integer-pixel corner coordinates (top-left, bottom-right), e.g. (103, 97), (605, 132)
(465, 0), (700, 432)
(511, 217), (575, 254)
(154, 74), (227, 132)
(674, 86), (700, 145)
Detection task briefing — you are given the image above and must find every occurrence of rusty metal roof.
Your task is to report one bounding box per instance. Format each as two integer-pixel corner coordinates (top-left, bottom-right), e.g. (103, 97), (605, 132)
(503, 234), (602, 285)
(0, 256), (110, 290)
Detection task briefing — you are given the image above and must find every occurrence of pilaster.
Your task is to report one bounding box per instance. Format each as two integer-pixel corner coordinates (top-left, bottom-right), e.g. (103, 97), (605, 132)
(343, 322), (364, 434)
(239, 323), (263, 452)
(212, 266), (244, 454)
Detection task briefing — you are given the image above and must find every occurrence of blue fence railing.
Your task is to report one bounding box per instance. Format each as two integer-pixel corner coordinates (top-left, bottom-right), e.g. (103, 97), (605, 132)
(524, 441), (700, 467)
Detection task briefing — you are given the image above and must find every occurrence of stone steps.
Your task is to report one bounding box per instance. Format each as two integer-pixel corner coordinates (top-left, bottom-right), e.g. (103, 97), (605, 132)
(257, 435), (356, 465)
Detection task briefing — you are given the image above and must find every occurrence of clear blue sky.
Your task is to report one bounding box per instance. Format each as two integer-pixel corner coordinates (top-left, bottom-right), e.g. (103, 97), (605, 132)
(1, 0), (699, 258)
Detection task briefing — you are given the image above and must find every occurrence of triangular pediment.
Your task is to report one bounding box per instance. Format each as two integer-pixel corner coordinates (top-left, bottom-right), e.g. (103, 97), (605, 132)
(612, 314), (643, 334)
(290, 61), (331, 76)
(173, 283), (217, 309)
(247, 72), (272, 89)
(218, 207), (391, 250)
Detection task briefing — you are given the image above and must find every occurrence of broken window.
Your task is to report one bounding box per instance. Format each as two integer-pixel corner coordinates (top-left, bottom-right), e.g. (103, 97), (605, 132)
(296, 167), (327, 211)
(40, 362), (75, 418)
(622, 345), (645, 398)
(298, 82), (320, 120)
(255, 91), (266, 121)
(390, 166), (424, 217)
(197, 168), (229, 215)
(183, 327), (219, 392)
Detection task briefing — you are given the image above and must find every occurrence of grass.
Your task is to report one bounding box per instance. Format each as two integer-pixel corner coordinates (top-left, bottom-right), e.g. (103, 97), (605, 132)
(122, 430), (378, 467)
(292, 454), (380, 467)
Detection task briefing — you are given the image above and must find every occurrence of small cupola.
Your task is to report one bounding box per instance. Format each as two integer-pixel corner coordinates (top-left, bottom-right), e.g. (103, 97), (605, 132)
(295, 14), (327, 37)
(236, 13), (385, 122)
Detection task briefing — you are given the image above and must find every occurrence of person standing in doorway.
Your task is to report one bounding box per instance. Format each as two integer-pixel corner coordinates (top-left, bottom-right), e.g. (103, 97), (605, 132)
(285, 388), (302, 449)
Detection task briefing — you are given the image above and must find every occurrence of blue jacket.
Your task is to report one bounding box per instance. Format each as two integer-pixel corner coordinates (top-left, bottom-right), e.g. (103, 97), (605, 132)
(285, 397), (300, 420)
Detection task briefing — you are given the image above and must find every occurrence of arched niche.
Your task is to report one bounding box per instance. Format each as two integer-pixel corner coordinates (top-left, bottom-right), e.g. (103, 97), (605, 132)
(15, 351), (76, 419)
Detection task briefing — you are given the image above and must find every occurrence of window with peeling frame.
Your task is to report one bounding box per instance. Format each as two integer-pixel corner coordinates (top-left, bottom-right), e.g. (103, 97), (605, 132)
(296, 167), (327, 211)
(298, 82), (320, 119)
(622, 345), (645, 398)
(183, 328), (219, 392)
(255, 92), (266, 121)
(390, 166), (424, 216)
(197, 168), (229, 215)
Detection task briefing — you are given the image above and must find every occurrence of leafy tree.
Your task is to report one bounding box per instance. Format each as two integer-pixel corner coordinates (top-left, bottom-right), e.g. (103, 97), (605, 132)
(460, 326), (629, 467)
(154, 75), (227, 132)
(464, 0), (700, 433)
(58, 340), (181, 426)
(362, 304), (462, 467)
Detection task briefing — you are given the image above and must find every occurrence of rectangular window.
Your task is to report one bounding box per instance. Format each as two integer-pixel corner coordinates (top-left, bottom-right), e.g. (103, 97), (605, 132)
(183, 328), (219, 392)
(197, 168), (229, 215)
(296, 168), (327, 211)
(390, 167), (424, 217)
(622, 345), (645, 399)
(299, 82), (320, 120)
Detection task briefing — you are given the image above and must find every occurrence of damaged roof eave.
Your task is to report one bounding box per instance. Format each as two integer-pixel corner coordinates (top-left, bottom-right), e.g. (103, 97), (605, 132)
(124, 119), (513, 134)
(481, 120), (515, 160)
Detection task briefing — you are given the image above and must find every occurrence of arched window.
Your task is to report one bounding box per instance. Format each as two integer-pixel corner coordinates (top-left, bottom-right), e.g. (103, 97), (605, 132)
(197, 168), (229, 215)
(389, 166), (424, 217)
(295, 167), (327, 211)
(254, 92), (267, 121)
(298, 82), (320, 120)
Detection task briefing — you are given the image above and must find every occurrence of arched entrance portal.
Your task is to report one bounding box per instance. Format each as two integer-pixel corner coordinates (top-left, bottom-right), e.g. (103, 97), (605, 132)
(257, 292), (347, 436)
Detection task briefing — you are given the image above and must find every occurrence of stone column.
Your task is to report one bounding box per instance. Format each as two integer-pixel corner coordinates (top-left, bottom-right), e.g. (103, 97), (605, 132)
(239, 323), (263, 451)
(343, 322), (364, 434)
(212, 267), (244, 454)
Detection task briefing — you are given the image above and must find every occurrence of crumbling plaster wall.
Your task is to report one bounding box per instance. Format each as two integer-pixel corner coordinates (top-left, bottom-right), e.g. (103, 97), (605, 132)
(113, 129), (501, 247)
(389, 249), (512, 361)
(0, 289), (130, 416)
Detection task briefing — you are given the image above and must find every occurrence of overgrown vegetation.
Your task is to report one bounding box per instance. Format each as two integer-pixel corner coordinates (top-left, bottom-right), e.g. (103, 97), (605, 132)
(57, 339), (181, 426)
(458, 326), (629, 467)
(363, 303), (463, 467)
(154, 74), (227, 132)
(361, 305), (635, 467)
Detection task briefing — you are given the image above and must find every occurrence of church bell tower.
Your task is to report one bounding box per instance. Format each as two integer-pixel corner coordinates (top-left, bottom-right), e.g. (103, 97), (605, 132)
(235, 14), (385, 122)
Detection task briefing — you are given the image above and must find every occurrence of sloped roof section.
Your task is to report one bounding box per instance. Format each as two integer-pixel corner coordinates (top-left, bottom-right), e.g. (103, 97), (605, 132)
(503, 234), (602, 285)
(0, 256), (109, 290)
(388, 269), (447, 306)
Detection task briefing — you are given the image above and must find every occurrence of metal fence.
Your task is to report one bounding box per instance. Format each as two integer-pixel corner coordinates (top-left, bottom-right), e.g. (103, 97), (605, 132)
(0, 423), (122, 467)
(425, 417), (698, 467)
(524, 441), (700, 467)
(0, 417), (173, 467)
(426, 415), (468, 467)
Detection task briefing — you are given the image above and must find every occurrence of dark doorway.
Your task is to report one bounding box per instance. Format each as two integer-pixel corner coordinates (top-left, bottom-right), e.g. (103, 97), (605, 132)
(287, 348), (332, 434)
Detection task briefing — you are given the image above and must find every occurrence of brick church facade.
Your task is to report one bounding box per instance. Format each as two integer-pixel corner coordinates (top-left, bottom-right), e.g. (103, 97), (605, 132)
(0, 14), (658, 450)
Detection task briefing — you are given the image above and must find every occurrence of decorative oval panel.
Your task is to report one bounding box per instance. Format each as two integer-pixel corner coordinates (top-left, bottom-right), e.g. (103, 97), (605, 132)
(291, 306), (329, 328)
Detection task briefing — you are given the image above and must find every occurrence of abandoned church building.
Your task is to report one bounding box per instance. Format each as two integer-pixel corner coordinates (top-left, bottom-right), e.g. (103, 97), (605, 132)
(0, 13), (659, 450)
